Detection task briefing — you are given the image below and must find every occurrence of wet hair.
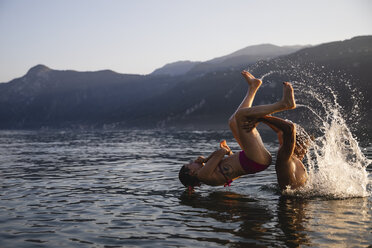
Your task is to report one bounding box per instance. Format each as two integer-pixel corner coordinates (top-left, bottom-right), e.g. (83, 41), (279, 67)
(294, 124), (313, 158)
(178, 165), (201, 188)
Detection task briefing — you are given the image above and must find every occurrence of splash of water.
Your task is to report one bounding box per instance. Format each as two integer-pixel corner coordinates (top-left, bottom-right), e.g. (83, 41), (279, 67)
(289, 99), (371, 198)
(258, 70), (281, 81)
(253, 61), (371, 198)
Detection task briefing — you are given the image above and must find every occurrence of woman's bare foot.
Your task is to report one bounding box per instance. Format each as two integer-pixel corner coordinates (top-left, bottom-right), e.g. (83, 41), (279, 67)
(241, 70), (262, 89)
(281, 82), (296, 109)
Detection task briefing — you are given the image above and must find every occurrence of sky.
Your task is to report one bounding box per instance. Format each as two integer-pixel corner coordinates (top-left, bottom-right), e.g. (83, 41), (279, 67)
(0, 0), (371, 82)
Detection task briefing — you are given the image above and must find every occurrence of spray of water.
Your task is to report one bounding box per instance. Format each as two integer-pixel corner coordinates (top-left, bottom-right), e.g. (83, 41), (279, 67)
(258, 70), (281, 81)
(289, 93), (371, 198)
(248, 60), (371, 198)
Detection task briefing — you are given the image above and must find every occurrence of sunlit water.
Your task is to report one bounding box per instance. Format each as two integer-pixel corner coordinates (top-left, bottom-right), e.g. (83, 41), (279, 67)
(0, 129), (371, 248)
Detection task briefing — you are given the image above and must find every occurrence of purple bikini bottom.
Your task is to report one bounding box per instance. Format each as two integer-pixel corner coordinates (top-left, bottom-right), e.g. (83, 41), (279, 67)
(239, 151), (269, 174)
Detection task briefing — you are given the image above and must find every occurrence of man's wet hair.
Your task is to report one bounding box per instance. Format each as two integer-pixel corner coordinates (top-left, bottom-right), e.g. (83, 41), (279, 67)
(294, 124), (313, 158)
(179, 165), (201, 188)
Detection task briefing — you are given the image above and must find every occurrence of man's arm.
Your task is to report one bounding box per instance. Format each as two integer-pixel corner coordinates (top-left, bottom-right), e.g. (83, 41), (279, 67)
(259, 116), (295, 162)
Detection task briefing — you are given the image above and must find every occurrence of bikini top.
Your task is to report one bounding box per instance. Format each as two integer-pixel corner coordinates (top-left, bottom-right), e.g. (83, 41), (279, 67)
(218, 163), (232, 187)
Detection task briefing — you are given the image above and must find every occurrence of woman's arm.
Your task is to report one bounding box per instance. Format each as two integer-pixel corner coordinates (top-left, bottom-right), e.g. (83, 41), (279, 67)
(196, 149), (228, 182)
(194, 140), (232, 164)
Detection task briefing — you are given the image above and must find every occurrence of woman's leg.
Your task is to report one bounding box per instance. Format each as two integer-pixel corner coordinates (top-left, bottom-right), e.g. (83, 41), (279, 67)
(229, 71), (262, 148)
(233, 82), (296, 165)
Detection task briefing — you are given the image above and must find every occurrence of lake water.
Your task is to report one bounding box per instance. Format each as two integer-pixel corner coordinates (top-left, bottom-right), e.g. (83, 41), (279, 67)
(0, 129), (371, 248)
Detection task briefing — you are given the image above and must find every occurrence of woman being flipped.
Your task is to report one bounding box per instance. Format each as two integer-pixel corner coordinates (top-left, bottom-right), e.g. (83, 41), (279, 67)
(179, 71), (311, 191)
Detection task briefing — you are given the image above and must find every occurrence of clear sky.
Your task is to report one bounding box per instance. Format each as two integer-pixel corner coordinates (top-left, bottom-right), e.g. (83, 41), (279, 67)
(0, 0), (371, 82)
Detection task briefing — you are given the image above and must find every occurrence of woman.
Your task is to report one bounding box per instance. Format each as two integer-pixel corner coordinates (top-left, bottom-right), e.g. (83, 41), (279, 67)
(179, 71), (297, 189)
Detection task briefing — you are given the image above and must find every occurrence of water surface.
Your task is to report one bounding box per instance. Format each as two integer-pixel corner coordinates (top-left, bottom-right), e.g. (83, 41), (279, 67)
(0, 129), (371, 247)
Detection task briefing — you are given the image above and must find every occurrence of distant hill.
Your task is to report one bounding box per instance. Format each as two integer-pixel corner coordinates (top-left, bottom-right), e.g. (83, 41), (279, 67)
(208, 44), (308, 64)
(130, 36), (372, 143)
(151, 60), (201, 76)
(0, 65), (177, 128)
(287, 36), (372, 92)
(187, 44), (306, 74)
(151, 44), (307, 76)
(0, 36), (371, 143)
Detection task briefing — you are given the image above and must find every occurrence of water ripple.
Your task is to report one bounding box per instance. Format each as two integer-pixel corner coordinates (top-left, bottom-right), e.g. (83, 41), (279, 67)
(0, 130), (371, 247)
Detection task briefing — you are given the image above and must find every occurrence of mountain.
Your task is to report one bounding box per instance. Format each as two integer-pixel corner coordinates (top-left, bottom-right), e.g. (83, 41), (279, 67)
(208, 44), (308, 64)
(0, 36), (371, 143)
(128, 36), (372, 143)
(0, 65), (178, 128)
(151, 60), (201, 76)
(186, 44), (307, 75)
(287, 36), (372, 91)
(151, 44), (307, 76)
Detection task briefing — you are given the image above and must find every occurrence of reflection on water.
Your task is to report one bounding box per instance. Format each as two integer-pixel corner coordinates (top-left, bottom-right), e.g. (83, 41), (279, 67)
(306, 198), (372, 247)
(179, 191), (273, 247)
(277, 197), (311, 247)
(0, 130), (371, 247)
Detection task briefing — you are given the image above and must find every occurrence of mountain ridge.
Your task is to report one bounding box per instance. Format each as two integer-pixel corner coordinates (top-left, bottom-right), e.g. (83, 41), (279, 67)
(150, 44), (308, 76)
(0, 36), (371, 143)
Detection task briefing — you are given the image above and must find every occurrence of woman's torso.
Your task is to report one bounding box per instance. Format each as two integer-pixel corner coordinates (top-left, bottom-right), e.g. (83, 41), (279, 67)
(206, 153), (245, 186)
